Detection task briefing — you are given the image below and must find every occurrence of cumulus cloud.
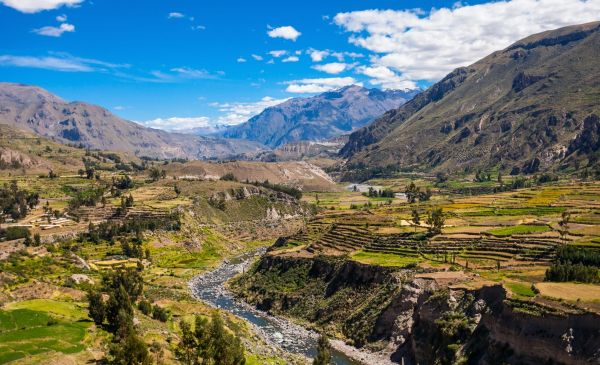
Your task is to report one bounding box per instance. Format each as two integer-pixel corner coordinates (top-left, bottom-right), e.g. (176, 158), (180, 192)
(210, 96), (290, 125)
(307, 49), (329, 62)
(312, 62), (352, 75)
(168, 12), (185, 19)
(140, 116), (211, 131)
(306, 49), (364, 63)
(56, 14), (67, 22)
(267, 25), (301, 41)
(357, 65), (417, 90)
(0, 0), (82, 13)
(237, 57), (247, 63)
(284, 77), (361, 93)
(269, 50), (288, 58)
(282, 56), (299, 63)
(334, 0), (600, 82)
(32, 22), (75, 37)
(251, 54), (264, 61)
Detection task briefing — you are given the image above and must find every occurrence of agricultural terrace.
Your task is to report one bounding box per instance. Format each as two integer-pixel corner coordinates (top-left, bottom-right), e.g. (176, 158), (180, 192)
(288, 176), (600, 310)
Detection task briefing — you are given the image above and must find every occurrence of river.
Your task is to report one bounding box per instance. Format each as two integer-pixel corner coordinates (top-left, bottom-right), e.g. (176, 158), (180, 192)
(189, 249), (360, 365)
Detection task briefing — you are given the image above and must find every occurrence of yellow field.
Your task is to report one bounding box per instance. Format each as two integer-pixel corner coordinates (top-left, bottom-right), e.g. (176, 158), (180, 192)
(536, 282), (600, 302)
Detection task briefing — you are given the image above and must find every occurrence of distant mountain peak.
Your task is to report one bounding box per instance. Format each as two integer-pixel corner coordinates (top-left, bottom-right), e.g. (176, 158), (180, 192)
(218, 85), (420, 148)
(0, 82), (265, 160)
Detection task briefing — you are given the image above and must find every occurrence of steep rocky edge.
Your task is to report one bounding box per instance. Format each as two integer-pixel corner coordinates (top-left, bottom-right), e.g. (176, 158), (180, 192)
(0, 83), (264, 159)
(232, 254), (600, 365)
(340, 22), (600, 180)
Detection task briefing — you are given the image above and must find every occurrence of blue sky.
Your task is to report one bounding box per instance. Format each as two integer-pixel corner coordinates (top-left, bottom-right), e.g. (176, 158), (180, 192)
(1, 0), (598, 130)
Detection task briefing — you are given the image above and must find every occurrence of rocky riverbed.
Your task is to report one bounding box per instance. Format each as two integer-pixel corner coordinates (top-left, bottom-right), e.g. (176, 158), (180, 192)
(188, 249), (390, 364)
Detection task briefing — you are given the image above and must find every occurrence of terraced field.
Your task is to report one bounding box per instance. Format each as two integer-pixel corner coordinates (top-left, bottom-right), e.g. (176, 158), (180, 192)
(275, 179), (600, 294)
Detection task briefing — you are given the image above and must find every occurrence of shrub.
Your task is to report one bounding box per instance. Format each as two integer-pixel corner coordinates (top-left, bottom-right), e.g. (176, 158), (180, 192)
(2, 226), (31, 241)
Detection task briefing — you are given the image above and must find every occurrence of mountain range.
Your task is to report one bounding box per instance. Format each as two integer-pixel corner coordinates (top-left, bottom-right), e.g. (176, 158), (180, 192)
(340, 21), (600, 180)
(0, 83), (264, 160)
(218, 85), (419, 148)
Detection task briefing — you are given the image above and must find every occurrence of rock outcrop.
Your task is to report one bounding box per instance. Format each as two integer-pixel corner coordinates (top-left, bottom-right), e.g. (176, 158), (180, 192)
(233, 254), (600, 364)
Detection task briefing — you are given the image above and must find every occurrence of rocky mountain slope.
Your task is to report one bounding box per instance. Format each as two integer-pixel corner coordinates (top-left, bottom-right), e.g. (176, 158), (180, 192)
(219, 85), (419, 148)
(233, 254), (600, 365)
(340, 22), (600, 180)
(0, 83), (264, 159)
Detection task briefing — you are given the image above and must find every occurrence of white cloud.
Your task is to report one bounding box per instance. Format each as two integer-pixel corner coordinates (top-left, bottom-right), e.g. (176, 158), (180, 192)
(191, 25), (206, 31)
(170, 67), (217, 79)
(210, 96), (290, 125)
(334, 0), (600, 82)
(357, 65), (417, 90)
(0, 54), (94, 72)
(306, 49), (364, 63)
(269, 50), (288, 58)
(0, 0), (82, 13)
(312, 62), (351, 75)
(282, 56), (299, 63)
(168, 12), (185, 19)
(307, 49), (329, 62)
(140, 117), (212, 131)
(32, 22), (75, 37)
(267, 25), (301, 41)
(251, 54), (263, 61)
(284, 77), (361, 93)
(237, 57), (247, 63)
(56, 14), (67, 22)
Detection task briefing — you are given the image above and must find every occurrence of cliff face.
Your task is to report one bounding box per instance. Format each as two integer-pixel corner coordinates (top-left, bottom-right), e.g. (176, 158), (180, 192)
(232, 254), (600, 364)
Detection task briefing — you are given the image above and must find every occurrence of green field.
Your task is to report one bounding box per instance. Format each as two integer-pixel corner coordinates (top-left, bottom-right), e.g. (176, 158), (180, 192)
(0, 308), (90, 364)
(351, 250), (421, 267)
(487, 224), (551, 237)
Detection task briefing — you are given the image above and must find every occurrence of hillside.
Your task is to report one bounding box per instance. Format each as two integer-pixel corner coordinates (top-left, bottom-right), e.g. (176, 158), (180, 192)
(340, 22), (600, 180)
(0, 83), (264, 160)
(220, 85), (419, 148)
(163, 160), (338, 191)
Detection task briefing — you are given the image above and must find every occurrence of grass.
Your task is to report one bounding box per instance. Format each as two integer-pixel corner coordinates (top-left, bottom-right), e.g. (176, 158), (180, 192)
(487, 224), (551, 237)
(0, 308), (90, 364)
(350, 250), (421, 267)
(4, 299), (88, 321)
(505, 282), (536, 297)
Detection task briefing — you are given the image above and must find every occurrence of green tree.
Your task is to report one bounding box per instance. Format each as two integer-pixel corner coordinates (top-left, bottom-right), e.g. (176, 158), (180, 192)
(411, 209), (420, 232)
(87, 288), (106, 326)
(405, 182), (419, 204)
(426, 208), (444, 235)
(148, 167), (162, 182)
(558, 211), (571, 245)
(109, 330), (151, 365)
(313, 333), (332, 365)
(176, 320), (197, 365)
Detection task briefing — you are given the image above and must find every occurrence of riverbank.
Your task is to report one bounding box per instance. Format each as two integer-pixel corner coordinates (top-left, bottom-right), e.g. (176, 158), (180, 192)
(188, 250), (393, 365)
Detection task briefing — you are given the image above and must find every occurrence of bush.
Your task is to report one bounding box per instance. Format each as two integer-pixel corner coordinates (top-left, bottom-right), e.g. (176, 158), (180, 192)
(152, 305), (169, 322)
(545, 262), (599, 283)
(138, 300), (152, 316)
(220, 173), (238, 181)
(248, 180), (302, 199)
(2, 226), (31, 241)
